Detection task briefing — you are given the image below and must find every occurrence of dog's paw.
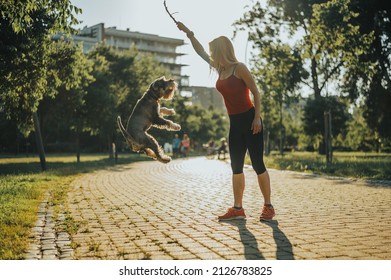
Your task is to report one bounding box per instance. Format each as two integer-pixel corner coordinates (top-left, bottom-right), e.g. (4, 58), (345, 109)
(160, 107), (175, 116)
(159, 156), (171, 164)
(172, 123), (181, 131)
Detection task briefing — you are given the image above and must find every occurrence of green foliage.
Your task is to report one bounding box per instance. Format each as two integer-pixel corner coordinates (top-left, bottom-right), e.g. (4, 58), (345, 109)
(344, 105), (380, 151)
(0, 0), (82, 124)
(306, 0), (374, 96)
(251, 151), (391, 180)
(303, 96), (349, 144)
(234, 0), (390, 151)
(39, 40), (94, 138)
(363, 74), (391, 141)
(252, 42), (304, 153)
(0, 0), (80, 35)
(46, 40), (94, 94)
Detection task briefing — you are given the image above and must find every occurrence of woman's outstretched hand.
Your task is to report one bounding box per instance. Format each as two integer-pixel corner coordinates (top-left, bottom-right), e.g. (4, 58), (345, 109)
(176, 22), (190, 34)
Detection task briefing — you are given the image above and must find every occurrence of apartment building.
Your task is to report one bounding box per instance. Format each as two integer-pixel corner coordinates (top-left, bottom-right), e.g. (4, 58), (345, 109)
(56, 23), (189, 87)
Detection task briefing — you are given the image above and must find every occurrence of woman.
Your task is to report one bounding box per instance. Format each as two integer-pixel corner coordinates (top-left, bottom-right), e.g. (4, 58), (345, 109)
(176, 22), (275, 221)
(181, 133), (190, 158)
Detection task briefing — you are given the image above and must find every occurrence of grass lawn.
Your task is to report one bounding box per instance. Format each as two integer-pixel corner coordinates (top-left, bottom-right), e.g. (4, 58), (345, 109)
(0, 153), (150, 259)
(260, 151), (391, 181)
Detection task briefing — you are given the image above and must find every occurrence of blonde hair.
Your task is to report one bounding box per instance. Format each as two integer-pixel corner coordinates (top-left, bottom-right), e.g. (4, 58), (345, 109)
(208, 36), (239, 73)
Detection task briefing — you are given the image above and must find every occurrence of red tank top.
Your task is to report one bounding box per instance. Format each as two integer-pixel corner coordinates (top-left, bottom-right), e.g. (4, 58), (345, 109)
(216, 67), (253, 115)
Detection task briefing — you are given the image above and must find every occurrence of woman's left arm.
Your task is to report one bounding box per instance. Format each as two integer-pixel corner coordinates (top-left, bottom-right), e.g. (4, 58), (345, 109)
(236, 63), (263, 134)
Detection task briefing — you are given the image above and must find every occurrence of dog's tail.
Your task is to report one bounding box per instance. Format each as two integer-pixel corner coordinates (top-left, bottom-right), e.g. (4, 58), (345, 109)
(117, 116), (131, 140)
(118, 116), (140, 152)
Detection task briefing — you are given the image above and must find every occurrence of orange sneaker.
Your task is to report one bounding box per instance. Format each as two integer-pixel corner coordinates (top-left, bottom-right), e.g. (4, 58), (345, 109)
(218, 207), (246, 220)
(260, 205), (275, 221)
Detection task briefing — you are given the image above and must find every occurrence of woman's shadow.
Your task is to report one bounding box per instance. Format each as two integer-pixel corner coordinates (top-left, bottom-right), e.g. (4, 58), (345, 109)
(262, 220), (295, 260)
(220, 219), (294, 260)
(220, 219), (264, 259)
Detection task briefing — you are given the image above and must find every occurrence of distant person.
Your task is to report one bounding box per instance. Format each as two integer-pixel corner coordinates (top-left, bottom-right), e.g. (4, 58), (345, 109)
(176, 22), (275, 221)
(204, 139), (216, 158)
(217, 138), (228, 160)
(181, 133), (190, 158)
(164, 142), (172, 154)
(172, 134), (181, 157)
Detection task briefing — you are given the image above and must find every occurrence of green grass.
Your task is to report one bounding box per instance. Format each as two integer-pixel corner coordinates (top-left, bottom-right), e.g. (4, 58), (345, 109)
(0, 152), (150, 259)
(0, 173), (64, 259)
(258, 151), (391, 180)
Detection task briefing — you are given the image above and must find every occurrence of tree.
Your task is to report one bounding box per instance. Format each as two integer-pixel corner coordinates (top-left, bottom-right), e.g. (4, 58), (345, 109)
(0, 0), (81, 121)
(38, 40), (94, 162)
(0, 0), (81, 170)
(344, 0), (391, 146)
(252, 43), (304, 154)
(303, 96), (349, 151)
(234, 0), (376, 153)
(236, 0), (373, 98)
(344, 105), (380, 151)
(307, 0), (374, 98)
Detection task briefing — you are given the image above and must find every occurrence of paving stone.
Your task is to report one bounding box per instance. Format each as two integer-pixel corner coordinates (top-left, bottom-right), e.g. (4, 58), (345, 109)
(26, 157), (391, 260)
(24, 192), (75, 260)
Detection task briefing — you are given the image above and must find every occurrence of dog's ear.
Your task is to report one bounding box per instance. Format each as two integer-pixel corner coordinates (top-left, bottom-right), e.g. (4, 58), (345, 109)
(150, 77), (165, 91)
(146, 77), (165, 99)
(148, 79), (157, 92)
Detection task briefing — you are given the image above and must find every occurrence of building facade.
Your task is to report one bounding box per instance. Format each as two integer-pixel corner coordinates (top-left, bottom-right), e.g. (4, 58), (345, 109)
(56, 23), (189, 87)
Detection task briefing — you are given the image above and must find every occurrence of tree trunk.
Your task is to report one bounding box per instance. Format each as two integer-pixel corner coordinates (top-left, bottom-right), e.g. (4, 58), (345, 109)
(76, 131), (80, 163)
(265, 128), (270, 156)
(311, 57), (321, 99)
(32, 112), (47, 171)
(324, 111), (332, 164)
(108, 135), (113, 159)
(114, 140), (118, 164)
(279, 99), (284, 155)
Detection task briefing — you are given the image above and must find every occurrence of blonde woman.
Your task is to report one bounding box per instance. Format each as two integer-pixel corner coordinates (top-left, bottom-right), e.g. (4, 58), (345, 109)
(181, 133), (190, 157)
(176, 22), (275, 221)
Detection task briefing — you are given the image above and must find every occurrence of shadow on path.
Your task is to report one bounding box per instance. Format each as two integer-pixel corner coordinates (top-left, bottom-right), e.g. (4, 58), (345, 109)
(262, 220), (295, 260)
(220, 220), (264, 260)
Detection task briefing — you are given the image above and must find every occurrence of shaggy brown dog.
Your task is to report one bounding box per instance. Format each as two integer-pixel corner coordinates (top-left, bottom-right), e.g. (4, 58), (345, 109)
(117, 76), (181, 163)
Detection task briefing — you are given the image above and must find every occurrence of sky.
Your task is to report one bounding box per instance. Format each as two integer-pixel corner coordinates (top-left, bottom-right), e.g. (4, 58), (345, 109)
(70, 0), (260, 87)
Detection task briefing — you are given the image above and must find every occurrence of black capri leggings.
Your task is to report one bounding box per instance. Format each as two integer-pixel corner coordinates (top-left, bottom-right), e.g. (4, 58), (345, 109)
(228, 107), (266, 175)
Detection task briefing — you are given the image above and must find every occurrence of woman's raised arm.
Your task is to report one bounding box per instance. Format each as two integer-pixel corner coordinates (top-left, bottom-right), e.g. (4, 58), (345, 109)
(176, 22), (212, 66)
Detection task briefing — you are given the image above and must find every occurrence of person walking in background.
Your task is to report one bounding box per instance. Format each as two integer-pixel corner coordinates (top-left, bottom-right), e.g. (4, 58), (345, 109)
(217, 137), (228, 160)
(172, 134), (181, 158)
(176, 22), (275, 221)
(181, 133), (190, 158)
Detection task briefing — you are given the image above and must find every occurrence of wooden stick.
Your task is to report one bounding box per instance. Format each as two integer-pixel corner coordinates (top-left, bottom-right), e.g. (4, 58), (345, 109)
(164, 0), (178, 24)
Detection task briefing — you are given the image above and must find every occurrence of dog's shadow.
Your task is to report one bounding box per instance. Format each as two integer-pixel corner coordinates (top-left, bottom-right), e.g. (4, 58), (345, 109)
(220, 219), (295, 260)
